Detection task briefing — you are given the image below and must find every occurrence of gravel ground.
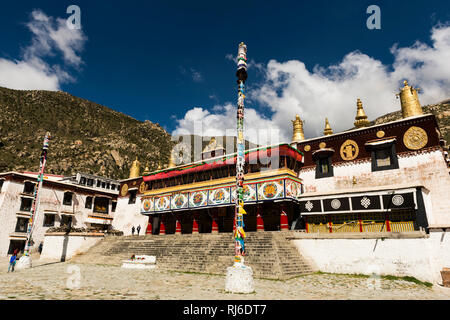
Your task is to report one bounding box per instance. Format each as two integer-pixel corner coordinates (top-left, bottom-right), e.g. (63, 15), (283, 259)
(0, 260), (449, 300)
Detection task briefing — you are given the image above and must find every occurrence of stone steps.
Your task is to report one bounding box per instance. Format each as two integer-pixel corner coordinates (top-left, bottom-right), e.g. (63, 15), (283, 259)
(72, 231), (314, 279)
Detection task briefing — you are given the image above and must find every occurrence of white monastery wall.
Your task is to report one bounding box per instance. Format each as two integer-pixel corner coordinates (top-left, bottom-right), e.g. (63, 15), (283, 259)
(292, 231), (450, 284)
(112, 196), (148, 235)
(0, 179), (113, 256)
(40, 233), (104, 260)
(300, 150), (450, 225)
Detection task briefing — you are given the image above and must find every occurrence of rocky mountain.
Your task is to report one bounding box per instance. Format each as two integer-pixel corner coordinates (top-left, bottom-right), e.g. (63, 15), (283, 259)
(371, 99), (450, 147)
(0, 86), (175, 179)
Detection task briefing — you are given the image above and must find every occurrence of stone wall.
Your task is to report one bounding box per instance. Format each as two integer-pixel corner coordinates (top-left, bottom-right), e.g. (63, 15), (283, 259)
(40, 232), (104, 261)
(300, 150), (450, 225)
(291, 230), (450, 284)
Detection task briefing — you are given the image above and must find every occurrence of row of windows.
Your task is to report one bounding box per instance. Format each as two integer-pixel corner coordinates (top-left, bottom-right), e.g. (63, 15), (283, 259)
(315, 143), (399, 179)
(15, 215), (73, 232)
(79, 177), (118, 191)
(19, 193), (116, 213)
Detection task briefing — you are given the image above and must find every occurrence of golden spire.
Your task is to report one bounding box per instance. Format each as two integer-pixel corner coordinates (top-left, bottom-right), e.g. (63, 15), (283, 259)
(203, 137), (222, 153)
(323, 118), (333, 135)
(168, 149), (176, 168)
(142, 162), (150, 175)
(129, 157), (141, 179)
(354, 98), (370, 128)
(397, 80), (423, 118)
(291, 114), (305, 142)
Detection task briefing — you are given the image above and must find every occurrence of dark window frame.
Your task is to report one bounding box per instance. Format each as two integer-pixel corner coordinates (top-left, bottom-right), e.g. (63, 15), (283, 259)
(85, 196), (93, 209)
(63, 192), (73, 206)
(20, 197), (33, 212)
(128, 190), (137, 204)
(315, 156), (334, 179)
(112, 201), (117, 212)
(15, 217), (29, 233)
(93, 197), (110, 214)
(23, 181), (36, 195)
(0, 179), (4, 192)
(43, 214), (55, 227)
(369, 142), (399, 172)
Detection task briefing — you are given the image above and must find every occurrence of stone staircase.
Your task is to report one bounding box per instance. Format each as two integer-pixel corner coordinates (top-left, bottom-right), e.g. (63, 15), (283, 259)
(71, 231), (315, 279)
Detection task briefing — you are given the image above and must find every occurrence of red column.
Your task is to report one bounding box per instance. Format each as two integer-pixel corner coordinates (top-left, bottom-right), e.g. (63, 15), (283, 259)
(256, 206), (264, 232)
(146, 217), (153, 235)
(192, 216), (199, 234)
(358, 213), (363, 232)
(211, 210), (219, 234)
(159, 215), (166, 235)
(328, 216), (333, 233)
(305, 216), (309, 233)
(385, 212), (391, 232)
(175, 218), (182, 235)
(280, 205), (289, 231)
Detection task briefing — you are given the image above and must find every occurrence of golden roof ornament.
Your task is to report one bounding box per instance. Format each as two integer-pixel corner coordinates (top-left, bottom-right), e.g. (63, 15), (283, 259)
(396, 80), (423, 118)
(323, 118), (333, 136)
(291, 114), (305, 142)
(203, 137), (223, 153)
(168, 149), (176, 168)
(354, 98), (370, 128)
(129, 157), (141, 179)
(142, 163), (150, 175)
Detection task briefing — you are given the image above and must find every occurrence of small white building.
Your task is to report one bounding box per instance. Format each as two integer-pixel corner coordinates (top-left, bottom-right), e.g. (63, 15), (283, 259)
(0, 172), (118, 256)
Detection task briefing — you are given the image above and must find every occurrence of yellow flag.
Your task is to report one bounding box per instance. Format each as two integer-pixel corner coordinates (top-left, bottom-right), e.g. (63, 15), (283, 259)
(238, 207), (247, 215)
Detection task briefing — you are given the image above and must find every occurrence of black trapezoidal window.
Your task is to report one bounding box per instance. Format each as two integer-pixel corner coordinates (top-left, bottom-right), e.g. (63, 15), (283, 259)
(128, 190), (137, 204)
(63, 192), (73, 206)
(85, 196), (93, 209)
(368, 141), (399, 172)
(313, 149), (335, 179)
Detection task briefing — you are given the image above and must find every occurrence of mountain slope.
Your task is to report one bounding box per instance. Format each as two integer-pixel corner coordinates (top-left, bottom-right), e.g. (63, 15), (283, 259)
(0, 87), (175, 179)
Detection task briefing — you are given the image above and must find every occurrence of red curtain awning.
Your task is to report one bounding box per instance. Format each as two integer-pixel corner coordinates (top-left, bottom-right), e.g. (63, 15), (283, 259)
(143, 145), (303, 182)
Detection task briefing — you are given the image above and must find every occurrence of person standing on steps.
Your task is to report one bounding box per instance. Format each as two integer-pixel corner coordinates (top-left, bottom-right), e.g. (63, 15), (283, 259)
(131, 226), (135, 236)
(137, 225), (141, 236)
(7, 252), (17, 273)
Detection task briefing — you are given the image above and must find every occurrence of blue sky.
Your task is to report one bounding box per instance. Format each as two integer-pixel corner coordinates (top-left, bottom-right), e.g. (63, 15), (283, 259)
(1, 1), (449, 143)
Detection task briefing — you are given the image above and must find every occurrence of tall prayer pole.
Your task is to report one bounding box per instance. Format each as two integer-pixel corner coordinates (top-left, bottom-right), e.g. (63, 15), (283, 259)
(225, 42), (254, 293)
(17, 132), (51, 269)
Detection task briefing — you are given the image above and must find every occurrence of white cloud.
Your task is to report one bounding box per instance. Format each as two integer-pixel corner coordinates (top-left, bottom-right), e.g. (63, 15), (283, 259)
(175, 25), (450, 144)
(0, 9), (87, 91)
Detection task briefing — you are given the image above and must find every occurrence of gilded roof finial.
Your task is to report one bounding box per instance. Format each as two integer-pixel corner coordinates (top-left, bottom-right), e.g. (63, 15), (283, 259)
(168, 149), (176, 168)
(291, 114), (305, 142)
(323, 118), (333, 136)
(354, 98), (370, 128)
(396, 79), (423, 118)
(129, 157), (141, 179)
(142, 162), (150, 175)
(203, 137), (223, 153)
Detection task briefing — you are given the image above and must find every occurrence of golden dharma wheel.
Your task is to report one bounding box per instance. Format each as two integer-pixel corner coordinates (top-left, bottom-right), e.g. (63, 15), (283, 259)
(139, 181), (147, 194)
(121, 184), (129, 197)
(376, 130), (385, 138)
(319, 142), (326, 149)
(304, 145), (311, 152)
(403, 126), (428, 150)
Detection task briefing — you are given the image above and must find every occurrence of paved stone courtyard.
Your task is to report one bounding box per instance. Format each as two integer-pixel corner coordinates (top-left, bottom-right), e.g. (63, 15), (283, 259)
(0, 260), (449, 300)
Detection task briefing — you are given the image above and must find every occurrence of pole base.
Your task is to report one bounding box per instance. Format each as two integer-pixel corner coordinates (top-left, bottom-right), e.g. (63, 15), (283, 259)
(225, 265), (254, 294)
(16, 255), (32, 269)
